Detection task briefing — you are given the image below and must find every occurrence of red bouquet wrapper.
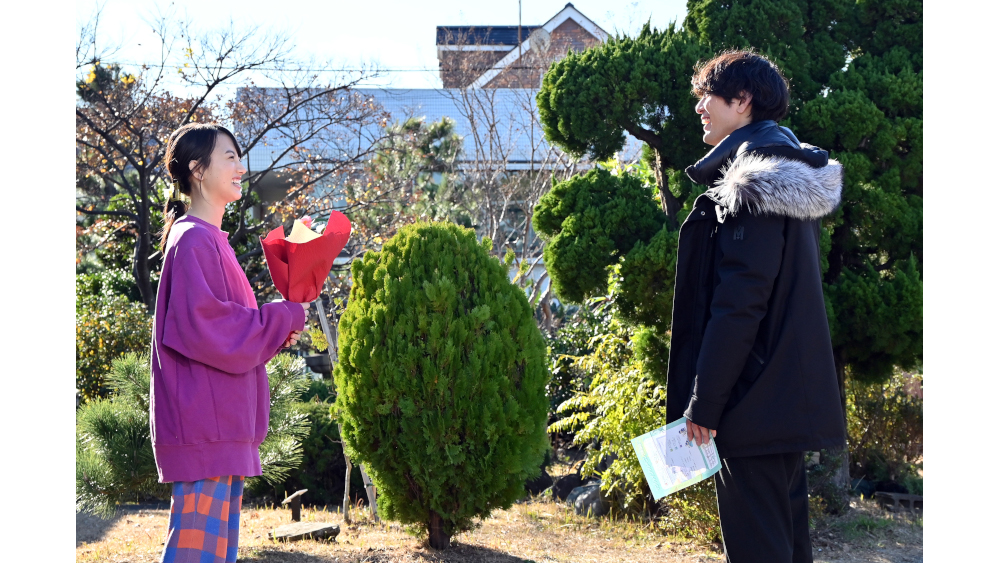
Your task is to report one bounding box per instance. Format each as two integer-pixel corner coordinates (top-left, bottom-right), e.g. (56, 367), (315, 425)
(260, 211), (352, 303)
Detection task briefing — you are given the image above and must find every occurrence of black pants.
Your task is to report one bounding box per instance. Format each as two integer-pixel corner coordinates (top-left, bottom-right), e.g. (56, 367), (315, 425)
(714, 451), (812, 563)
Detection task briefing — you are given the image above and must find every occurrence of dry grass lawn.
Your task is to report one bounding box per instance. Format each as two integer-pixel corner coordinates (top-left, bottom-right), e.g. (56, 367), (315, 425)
(77, 496), (921, 563)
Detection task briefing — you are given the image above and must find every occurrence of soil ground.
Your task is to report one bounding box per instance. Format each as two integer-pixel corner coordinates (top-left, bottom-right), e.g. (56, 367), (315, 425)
(77, 495), (921, 562)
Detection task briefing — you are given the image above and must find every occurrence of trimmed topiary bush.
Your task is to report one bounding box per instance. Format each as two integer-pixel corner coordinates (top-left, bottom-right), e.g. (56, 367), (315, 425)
(334, 222), (550, 549)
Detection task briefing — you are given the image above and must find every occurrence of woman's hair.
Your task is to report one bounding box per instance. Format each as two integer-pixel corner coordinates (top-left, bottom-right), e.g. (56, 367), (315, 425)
(691, 49), (790, 123)
(159, 122), (242, 250)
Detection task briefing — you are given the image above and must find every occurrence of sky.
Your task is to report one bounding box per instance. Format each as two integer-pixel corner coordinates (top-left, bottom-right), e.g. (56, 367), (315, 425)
(77, 0), (688, 95)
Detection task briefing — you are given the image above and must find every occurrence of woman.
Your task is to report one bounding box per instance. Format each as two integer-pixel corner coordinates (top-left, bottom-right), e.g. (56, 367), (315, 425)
(152, 122), (307, 563)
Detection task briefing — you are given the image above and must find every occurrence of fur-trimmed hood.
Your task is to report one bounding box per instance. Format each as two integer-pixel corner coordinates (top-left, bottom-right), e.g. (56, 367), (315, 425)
(706, 153), (843, 220)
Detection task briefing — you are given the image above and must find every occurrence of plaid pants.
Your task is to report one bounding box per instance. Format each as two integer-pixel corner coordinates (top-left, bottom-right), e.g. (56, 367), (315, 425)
(161, 475), (244, 563)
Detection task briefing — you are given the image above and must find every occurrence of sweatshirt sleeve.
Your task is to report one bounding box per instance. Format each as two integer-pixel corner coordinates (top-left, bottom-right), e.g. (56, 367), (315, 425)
(683, 210), (785, 429)
(161, 242), (306, 374)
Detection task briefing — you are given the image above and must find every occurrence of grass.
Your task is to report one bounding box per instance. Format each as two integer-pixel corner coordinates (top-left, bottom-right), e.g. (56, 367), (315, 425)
(77, 497), (726, 563)
(76, 477), (920, 563)
(833, 513), (895, 542)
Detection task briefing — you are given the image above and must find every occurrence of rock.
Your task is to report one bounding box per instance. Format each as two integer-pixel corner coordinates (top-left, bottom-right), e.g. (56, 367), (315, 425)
(525, 469), (554, 496)
(567, 483), (609, 517)
(805, 451), (821, 469)
(552, 473), (584, 501)
(269, 522), (340, 542)
(851, 478), (875, 498)
(596, 452), (618, 473)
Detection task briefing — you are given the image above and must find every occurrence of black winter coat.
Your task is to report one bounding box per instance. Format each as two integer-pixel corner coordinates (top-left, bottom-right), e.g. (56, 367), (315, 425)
(665, 120), (847, 459)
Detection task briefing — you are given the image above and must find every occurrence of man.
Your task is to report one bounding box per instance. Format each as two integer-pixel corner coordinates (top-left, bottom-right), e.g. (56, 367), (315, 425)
(666, 50), (846, 562)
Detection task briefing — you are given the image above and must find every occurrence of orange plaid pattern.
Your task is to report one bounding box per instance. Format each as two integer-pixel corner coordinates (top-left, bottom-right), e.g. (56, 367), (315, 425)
(160, 475), (244, 563)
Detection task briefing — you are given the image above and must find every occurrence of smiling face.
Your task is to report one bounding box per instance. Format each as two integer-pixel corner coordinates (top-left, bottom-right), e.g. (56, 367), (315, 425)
(189, 133), (246, 206)
(695, 93), (753, 146)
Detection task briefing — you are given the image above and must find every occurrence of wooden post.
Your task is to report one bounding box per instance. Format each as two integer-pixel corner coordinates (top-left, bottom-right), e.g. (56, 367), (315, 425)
(338, 422), (352, 524)
(317, 297), (378, 523)
(359, 464), (379, 522)
(281, 489), (308, 522)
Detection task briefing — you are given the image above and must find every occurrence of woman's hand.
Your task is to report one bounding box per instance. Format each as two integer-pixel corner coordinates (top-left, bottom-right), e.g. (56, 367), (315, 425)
(685, 418), (717, 447)
(283, 331), (303, 348)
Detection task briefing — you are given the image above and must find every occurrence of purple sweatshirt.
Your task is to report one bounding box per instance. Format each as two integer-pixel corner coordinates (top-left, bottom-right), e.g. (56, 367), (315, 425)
(151, 215), (305, 483)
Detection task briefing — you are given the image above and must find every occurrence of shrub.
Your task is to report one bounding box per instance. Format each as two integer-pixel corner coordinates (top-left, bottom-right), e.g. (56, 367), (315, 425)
(76, 277), (153, 402)
(277, 400), (352, 508)
(657, 480), (721, 542)
(847, 368), (923, 493)
(547, 295), (721, 541)
(543, 300), (604, 424)
(77, 353), (311, 518)
(548, 306), (665, 517)
(334, 222), (550, 549)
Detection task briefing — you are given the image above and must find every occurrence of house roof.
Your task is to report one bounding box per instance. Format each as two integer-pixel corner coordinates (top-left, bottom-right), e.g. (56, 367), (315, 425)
(436, 25), (541, 46)
(242, 88), (642, 175)
(468, 3), (608, 88)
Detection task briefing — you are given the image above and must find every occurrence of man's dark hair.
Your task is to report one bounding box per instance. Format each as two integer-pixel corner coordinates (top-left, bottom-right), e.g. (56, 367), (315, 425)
(691, 50), (790, 123)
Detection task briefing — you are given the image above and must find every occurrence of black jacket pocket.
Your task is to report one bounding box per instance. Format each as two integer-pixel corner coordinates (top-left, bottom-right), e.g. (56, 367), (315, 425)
(725, 348), (767, 411)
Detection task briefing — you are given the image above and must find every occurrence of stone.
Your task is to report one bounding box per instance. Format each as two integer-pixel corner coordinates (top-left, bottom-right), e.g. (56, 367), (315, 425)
(805, 451), (821, 469)
(269, 522), (340, 542)
(567, 483), (609, 517)
(525, 469), (554, 496)
(596, 452), (618, 473)
(873, 492), (923, 513)
(552, 473), (584, 501)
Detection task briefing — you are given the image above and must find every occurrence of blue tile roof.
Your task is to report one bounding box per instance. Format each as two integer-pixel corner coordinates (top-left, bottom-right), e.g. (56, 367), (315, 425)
(436, 26), (541, 46)
(242, 88), (643, 175)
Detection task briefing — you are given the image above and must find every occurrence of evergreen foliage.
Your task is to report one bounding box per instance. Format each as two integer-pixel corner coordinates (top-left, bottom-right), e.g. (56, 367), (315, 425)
(684, 0), (852, 105)
(791, 0), (923, 386)
(276, 400), (354, 508)
(536, 23), (707, 227)
(547, 297), (720, 540)
(76, 353), (311, 518)
(334, 222), (550, 548)
(846, 368), (922, 494)
(535, 0), (921, 392)
(533, 167), (665, 304)
(76, 275), (153, 401)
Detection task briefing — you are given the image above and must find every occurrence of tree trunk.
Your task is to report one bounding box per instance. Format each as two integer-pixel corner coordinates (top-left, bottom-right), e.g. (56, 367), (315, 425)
(652, 149), (681, 230)
(427, 510), (451, 550)
(133, 226), (155, 312)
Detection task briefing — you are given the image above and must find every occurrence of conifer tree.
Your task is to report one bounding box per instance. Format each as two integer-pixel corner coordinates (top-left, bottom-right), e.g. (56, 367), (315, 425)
(790, 0), (923, 395)
(535, 1), (921, 498)
(76, 353), (311, 518)
(535, 0), (921, 394)
(333, 222), (549, 549)
(536, 23), (707, 229)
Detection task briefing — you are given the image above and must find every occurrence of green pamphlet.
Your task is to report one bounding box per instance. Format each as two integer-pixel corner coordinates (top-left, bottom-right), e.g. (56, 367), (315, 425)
(630, 417), (723, 500)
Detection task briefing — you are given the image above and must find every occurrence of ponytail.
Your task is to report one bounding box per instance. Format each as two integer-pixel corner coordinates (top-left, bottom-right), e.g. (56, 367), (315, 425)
(160, 195), (188, 251)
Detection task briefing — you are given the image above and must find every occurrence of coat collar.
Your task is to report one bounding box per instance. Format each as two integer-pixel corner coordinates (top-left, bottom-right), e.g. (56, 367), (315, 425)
(686, 120), (842, 220)
(686, 120), (792, 186)
(706, 153), (843, 220)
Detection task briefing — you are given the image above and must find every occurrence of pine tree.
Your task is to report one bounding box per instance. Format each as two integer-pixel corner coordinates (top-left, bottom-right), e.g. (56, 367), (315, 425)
(333, 222), (550, 549)
(76, 353), (311, 518)
(535, 23), (707, 229)
(790, 0), (923, 396)
(534, 1), (921, 501)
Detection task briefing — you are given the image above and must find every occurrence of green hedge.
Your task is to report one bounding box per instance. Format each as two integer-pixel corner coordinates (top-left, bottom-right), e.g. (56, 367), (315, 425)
(76, 274), (152, 402)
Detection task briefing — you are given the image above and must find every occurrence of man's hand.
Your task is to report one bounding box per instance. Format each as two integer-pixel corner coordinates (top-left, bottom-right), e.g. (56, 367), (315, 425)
(685, 418), (717, 447)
